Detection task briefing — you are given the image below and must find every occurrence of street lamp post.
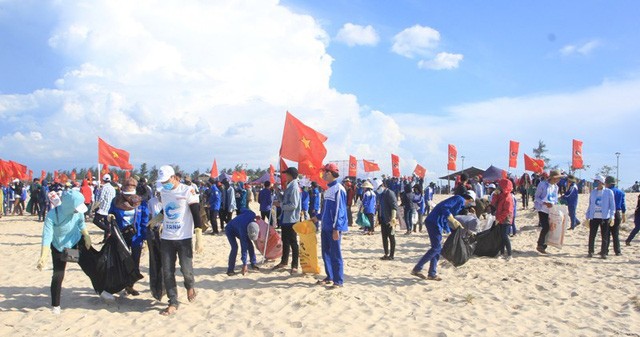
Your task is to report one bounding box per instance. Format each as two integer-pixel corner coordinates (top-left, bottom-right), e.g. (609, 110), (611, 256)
(615, 152), (620, 184)
(461, 156), (465, 170)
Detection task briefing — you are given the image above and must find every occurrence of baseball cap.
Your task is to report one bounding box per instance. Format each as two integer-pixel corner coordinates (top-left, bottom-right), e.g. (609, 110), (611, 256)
(594, 175), (605, 183)
(322, 163), (339, 174)
(102, 174), (111, 182)
(157, 165), (175, 183)
(247, 222), (260, 241)
(464, 190), (477, 206)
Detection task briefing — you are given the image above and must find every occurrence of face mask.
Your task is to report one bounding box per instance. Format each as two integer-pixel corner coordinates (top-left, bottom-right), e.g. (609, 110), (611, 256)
(593, 181), (600, 188)
(163, 182), (174, 190)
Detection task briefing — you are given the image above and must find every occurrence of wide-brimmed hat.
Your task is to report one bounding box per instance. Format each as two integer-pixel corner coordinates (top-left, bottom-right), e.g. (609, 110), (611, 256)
(566, 175), (577, 182)
(361, 181), (373, 189)
(548, 170), (564, 179)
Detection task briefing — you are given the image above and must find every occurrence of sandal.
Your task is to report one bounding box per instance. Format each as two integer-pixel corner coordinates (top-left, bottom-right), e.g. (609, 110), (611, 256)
(427, 275), (442, 281)
(316, 279), (332, 286)
(160, 305), (178, 316)
(187, 288), (197, 302)
(271, 263), (287, 270)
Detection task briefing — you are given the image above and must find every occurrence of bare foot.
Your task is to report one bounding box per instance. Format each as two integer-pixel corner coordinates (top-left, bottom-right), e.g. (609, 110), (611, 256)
(160, 305), (178, 316)
(187, 288), (197, 302)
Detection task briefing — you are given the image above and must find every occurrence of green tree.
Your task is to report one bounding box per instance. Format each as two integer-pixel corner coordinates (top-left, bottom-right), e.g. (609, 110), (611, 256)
(532, 140), (551, 166)
(139, 162), (148, 179)
(598, 165), (613, 177)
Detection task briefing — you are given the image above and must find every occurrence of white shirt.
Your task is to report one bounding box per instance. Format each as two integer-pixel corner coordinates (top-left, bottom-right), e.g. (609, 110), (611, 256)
(160, 183), (199, 240)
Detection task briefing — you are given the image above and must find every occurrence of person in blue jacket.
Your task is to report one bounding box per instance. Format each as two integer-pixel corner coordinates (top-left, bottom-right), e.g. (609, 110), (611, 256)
(301, 186), (310, 220)
(235, 182), (248, 216)
(312, 163), (348, 288)
(561, 175), (580, 230)
(411, 191), (476, 281)
(108, 178), (148, 296)
(225, 209), (260, 276)
(208, 179), (222, 234)
(585, 175), (615, 259)
(309, 182), (321, 218)
(258, 181), (273, 221)
(360, 180), (376, 235)
(605, 176), (626, 256)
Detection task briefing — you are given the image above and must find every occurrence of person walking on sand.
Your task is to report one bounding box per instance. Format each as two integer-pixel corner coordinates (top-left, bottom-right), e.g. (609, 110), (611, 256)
(272, 167), (301, 274)
(604, 176), (625, 256)
(411, 191), (476, 281)
(156, 165), (204, 316)
(534, 170), (563, 254)
(561, 175), (580, 230)
(377, 180), (398, 260)
(36, 190), (92, 315)
(624, 195), (640, 246)
(312, 163), (348, 289)
(585, 175), (615, 259)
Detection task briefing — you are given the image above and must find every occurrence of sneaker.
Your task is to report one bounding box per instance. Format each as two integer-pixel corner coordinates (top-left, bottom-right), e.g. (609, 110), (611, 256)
(536, 246), (547, 254)
(587, 253), (593, 258)
(52, 306), (61, 315)
(100, 291), (115, 302)
(615, 252), (622, 256)
(625, 241), (631, 246)
(410, 270), (427, 280)
(505, 256), (512, 261)
(600, 254), (607, 260)
(380, 255), (389, 260)
(427, 275), (442, 281)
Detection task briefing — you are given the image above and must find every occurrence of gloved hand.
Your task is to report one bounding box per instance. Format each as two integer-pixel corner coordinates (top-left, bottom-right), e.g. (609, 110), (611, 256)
(36, 246), (50, 271)
(107, 214), (116, 222)
(584, 219), (590, 228)
(81, 228), (92, 250)
(447, 214), (463, 229)
(390, 210), (397, 227)
(610, 220), (615, 227)
(622, 213), (626, 223)
(194, 228), (204, 254)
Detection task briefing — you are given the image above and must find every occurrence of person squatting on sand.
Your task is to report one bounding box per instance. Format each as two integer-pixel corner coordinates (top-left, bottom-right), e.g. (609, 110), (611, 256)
(411, 191), (476, 281)
(225, 209), (260, 276)
(585, 175), (615, 259)
(156, 165), (204, 316)
(36, 190), (92, 315)
(312, 163), (348, 289)
(534, 169), (562, 254)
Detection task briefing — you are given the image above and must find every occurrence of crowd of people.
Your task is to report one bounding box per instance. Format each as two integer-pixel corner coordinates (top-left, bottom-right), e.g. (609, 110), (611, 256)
(0, 164), (637, 316)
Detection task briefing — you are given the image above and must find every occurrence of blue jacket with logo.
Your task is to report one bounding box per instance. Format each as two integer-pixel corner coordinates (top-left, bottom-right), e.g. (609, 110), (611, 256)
(318, 180), (348, 232)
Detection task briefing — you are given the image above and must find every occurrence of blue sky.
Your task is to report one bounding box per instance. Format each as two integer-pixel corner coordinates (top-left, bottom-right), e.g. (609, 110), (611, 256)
(0, 0), (639, 186)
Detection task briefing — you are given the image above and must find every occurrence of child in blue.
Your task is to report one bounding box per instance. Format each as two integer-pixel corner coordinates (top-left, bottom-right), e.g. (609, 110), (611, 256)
(225, 209), (260, 276)
(312, 163), (348, 288)
(411, 191), (476, 281)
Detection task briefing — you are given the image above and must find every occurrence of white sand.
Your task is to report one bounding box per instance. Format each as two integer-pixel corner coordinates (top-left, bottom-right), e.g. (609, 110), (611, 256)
(0, 193), (639, 337)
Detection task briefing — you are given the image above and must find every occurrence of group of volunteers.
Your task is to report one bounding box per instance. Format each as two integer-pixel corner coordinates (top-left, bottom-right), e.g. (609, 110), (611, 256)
(22, 161), (639, 316)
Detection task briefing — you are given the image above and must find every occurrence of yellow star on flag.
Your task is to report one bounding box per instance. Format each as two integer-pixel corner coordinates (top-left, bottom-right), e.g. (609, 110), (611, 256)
(301, 136), (311, 149)
(112, 151), (119, 158)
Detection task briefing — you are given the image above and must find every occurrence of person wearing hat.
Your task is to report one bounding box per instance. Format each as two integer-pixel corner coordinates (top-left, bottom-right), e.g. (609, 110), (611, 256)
(225, 209), (261, 276)
(272, 167), (301, 274)
(411, 190), (476, 281)
(93, 174), (117, 242)
(533, 169), (563, 254)
(36, 190), (92, 314)
(312, 163), (348, 288)
(156, 165), (204, 315)
(360, 180), (376, 235)
(485, 183), (497, 203)
(585, 175), (615, 258)
(605, 176), (626, 256)
(561, 175), (580, 230)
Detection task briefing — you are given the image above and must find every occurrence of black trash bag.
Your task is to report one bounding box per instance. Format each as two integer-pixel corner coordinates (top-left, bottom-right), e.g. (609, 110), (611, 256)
(473, 225), (503, 257)
(147, 227), (164, 301)
(79, 225), (143, 294)
(441, 228), (476, 267)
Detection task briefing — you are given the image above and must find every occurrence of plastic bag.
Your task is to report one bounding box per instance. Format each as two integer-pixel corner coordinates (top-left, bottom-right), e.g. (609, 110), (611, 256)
(546, 205), (568, 249)
(356, 211), (371, 228)
(441, 228), (475, 267)
(293, 220), (320, 274)
(255, 219), (283, 260)
(473, 225), (503, 257)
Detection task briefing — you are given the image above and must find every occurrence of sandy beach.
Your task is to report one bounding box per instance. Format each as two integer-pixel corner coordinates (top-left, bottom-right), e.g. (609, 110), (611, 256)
(1, 193), (638, 337)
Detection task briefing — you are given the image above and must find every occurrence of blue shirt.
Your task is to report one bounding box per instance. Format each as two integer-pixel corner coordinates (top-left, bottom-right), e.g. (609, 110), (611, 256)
(425, 195), (466, 234)
(41, 191), (86, 252)
(362, 190), (377, 214)
(225, 210), (257, 265)
(208, 185), (221, 211)
(586, 188), (615, 220)
(318, 180), (348, 232)
(301, 189), (310, 212)
(309, 187), (321, 212)
(610, 186), (626, 212)
(258, 188), (272, 212)
(534, 180), (558, 214)
(561, 184), (579, 207)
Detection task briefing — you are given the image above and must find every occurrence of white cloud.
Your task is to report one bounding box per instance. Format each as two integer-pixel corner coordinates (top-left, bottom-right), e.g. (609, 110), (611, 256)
(418, 52), (463, 70)
(335, 23), (379, 47)
(560, 39), (601, 56)
(391, 25), (440, 58)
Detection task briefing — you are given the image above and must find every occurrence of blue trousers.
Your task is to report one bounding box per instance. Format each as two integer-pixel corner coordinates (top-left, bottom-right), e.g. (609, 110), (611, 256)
(568, 204), (578, 228)
(321, 230), (344, 285)
(226, 230), (257, 273)
(626, 214), (640, 243)
(413, 223), (442, 277)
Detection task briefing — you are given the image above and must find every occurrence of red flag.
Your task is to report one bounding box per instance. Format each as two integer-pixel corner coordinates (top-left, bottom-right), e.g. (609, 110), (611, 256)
(28, 170), (33, 181)
(447, 144), (457, 171)
(100, 165), (109, 176)
(509, 140), (519, 168)
(362, 159), (380, 172)
(391, 154), (400, 178)
(298, 158), (327, 189)
(41, 170), (46, 182)
(348, 155), (357, 177)
(279, 157), (288, 189)
(113, 173), (119, 183)
(98, 137), (133, 170)
(413, 164), (427, 178)
(0, 160), (10, 184)
(60, 174), (68, 184)
(210, 159), (219, 179)
(7, 161), (27, 180)
(71, 170), (77, 181)
(572, 139), (584, 169)
(279, 111), (328, 164)
(87, 170), (93, 182)
(524, 154), (545, 173)
(269, 164), (276, 184)
(125, 171), (131, 179)
(53, 170), (59, 182)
